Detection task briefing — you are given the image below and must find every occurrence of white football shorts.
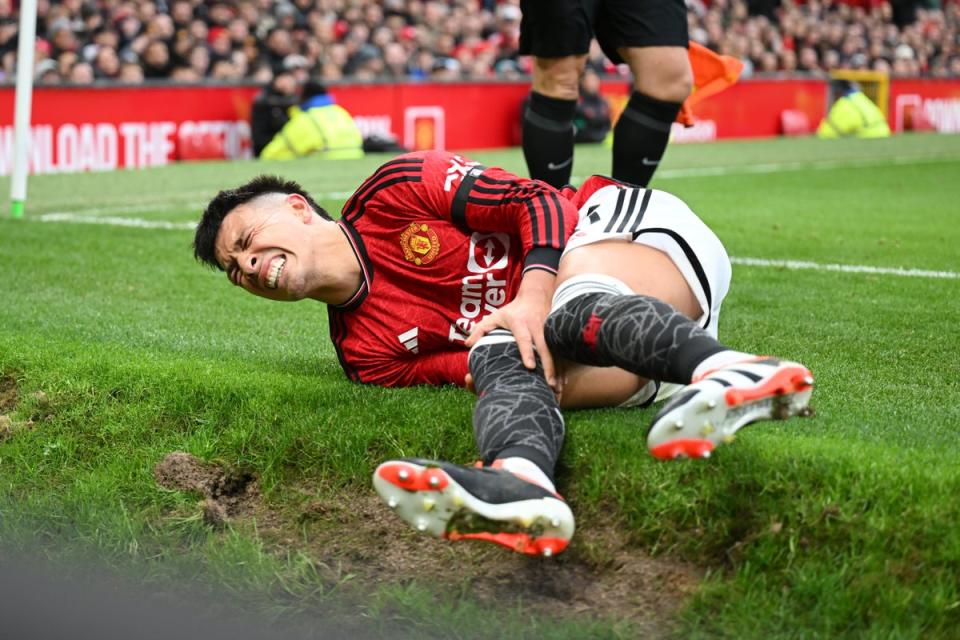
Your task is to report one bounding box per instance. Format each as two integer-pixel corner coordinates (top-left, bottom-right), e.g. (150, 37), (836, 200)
(552, 184), (733, 407)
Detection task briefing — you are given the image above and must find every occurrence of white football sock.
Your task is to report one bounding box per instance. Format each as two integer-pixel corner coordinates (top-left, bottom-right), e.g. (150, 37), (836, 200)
(498, 456), (556, 494)
(692, 350), (757, 381)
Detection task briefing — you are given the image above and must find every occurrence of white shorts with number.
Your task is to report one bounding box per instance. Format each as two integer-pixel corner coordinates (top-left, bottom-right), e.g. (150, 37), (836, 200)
(553, 184), (733, 406)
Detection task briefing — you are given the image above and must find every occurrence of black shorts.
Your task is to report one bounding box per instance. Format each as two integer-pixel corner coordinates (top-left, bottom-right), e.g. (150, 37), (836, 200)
(518, 0), (688, 63)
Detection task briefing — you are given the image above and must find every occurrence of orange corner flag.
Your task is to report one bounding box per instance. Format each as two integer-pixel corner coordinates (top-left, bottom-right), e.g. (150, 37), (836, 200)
(677, 42), (744, 127)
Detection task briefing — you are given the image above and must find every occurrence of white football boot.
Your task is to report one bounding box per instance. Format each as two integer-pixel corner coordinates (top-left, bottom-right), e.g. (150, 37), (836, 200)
(647, 358), (814, 460)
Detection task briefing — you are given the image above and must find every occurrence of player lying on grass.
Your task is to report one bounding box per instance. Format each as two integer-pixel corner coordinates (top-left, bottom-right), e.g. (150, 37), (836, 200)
(193, 150), (814, 557)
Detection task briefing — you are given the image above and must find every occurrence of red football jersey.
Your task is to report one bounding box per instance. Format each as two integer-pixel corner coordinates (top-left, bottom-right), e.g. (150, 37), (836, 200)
(328, 151), (579, 387)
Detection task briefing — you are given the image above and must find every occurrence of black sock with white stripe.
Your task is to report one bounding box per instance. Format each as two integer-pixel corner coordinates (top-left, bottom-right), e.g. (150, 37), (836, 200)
(612, 91), (682, 187)
(522, 91), (577, 188)
(545, 292), (728, 383)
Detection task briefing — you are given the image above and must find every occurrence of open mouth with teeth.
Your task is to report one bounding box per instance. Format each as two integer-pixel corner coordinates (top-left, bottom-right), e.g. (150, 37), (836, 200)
(266, 256), (286, 289)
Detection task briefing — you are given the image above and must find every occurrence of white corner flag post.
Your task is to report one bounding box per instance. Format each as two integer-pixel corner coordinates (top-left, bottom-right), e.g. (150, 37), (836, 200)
(10, 0), (38, 219)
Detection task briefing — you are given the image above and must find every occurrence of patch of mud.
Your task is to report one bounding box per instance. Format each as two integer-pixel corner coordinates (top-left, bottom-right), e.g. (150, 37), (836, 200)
(0, 415), (34, 443)
(0, 375), (18, 413)
(153, 456), (701, 635)
(288, 492), (701, 636)
(154, 452), (260, 528)
(0, 376), (36, 444)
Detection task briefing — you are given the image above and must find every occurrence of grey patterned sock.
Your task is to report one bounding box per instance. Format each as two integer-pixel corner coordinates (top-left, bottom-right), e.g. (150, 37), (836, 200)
(545, 292), (728, 384)
(469, 332), (564, 481)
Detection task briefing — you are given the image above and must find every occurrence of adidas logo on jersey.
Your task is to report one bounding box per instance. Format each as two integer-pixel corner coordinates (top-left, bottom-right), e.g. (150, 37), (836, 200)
(398, 327), (419, 353)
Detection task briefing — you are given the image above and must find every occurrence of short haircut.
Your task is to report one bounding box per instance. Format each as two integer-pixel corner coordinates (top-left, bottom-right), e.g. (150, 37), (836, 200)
(193, 175), (332, 269)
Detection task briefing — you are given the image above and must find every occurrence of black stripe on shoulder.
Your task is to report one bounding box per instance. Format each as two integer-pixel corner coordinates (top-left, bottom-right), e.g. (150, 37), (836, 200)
(546, 190), (565, 248)
(451, 165), (485, 229)
(475, 174), (517, 187)
(470, 183), (512, 195)
(345, 175), (423, 223)
(343, 158), (424, 222)
(536, 191), (551, 247)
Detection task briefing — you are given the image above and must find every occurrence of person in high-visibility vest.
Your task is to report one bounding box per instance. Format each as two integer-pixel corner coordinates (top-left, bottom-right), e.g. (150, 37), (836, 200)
(816, 80), (891, 139)
(260, 82), (365, 160)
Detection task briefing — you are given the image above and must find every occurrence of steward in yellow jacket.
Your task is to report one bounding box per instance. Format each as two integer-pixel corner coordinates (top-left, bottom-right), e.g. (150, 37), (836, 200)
(260, 91), (364, 160)
(817, 83), (891, 139)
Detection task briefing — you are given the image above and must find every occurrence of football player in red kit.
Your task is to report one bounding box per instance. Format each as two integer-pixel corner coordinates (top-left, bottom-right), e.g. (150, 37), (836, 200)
(194, 150), (814, 558)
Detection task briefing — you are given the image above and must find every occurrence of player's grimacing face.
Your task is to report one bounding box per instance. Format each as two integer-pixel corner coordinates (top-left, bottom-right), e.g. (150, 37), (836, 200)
(214, 195), (315, 301)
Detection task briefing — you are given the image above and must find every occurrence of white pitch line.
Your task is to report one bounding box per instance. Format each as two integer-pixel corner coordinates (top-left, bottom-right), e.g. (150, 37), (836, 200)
(31, 191), (356, 217)
(651, 154), (960, 180)
(25, 154), (960, 217)
(32, 212), (960, 280)
(731, 256), (959, 280)
(37, 213), (197, 230)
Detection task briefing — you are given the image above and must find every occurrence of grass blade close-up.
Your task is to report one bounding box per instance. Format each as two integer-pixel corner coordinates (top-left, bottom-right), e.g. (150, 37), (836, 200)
(1, 133), (959, 639)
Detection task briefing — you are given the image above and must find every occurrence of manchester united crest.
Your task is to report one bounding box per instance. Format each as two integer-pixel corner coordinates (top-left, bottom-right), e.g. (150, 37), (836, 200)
(400, 222), (440, 265)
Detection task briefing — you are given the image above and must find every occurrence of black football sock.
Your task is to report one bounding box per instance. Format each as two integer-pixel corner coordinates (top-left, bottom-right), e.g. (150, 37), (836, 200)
(545, 292), (728, 384)
(469, 331), (564, 482)
(522, 91), (577, 188)
(612, 91), (683, 187)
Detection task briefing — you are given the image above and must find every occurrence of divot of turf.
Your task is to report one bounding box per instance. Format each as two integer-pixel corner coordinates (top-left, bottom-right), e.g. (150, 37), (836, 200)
(0, 415), (33, 443)
(261, 488), (702, 636)
(0, 374), (19, 413)
(154, 452), (260, 528)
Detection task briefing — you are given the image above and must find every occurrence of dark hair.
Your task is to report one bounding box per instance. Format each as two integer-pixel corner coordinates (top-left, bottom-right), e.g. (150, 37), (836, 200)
(193, 175), (332, 269)
(301, 80), (328, 100)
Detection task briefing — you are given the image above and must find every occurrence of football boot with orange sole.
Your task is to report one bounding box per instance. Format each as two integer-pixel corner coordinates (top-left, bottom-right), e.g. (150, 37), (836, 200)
(648, 358), (814, 460)
(373, 458), (574, 557)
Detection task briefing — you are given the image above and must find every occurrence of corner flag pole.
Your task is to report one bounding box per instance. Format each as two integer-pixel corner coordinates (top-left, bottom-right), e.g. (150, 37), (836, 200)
(10, 0), (38, 219)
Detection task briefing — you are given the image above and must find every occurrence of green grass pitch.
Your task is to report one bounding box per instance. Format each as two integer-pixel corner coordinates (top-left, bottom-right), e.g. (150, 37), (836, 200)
(1, 134), (959, 638)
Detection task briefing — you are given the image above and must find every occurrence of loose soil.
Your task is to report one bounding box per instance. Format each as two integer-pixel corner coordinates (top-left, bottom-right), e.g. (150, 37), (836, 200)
(0, 376), (36, 443)
(154, 452), (259, 528)
(155, 452), (701, 637)
(0, 374), (18, 413)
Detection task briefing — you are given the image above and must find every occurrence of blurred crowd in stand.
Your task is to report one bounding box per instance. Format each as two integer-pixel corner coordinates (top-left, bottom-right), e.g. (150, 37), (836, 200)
(0, 0), (957, 86)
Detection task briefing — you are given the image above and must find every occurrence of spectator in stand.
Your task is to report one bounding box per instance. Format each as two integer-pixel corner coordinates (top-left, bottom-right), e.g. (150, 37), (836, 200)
(264, 27), (295, 73)
(250, 69), (302, 157)
(69, 61), (94, 84)
(1, 0), (956, 85)
(211, 59), (242, 81)
(573, 68), (612, 144)
(142, 39), (173, 79)
(171, 65), (201, 83)
(283, 54), (312, 85)
(208, 27), (234, 65)
(119, 60), (144, 84)
(431, 56), (462, 81)
(92, 46), (121, 80)
(57, 50), (78, 79)
(36, 59), (60, 85)
(188, 45), (210, 78)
